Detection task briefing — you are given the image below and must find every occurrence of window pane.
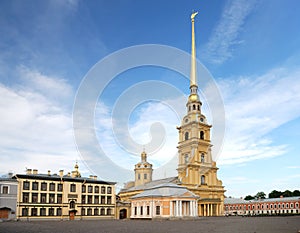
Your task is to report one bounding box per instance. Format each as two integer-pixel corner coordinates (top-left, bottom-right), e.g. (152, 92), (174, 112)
(41, 183), (47, 191)
(23, 181), (30, 190)
(2, 186), (8, 194)
(32, 182), (38, 190)
(57, 184), (63, 192)
(32, 193), (38, 203)
(49, 183), (55, 191)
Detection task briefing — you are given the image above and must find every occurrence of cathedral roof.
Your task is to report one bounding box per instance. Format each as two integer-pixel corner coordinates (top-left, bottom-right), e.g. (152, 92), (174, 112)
(119, 176), (178, 193)
(131, 182), (198, 199)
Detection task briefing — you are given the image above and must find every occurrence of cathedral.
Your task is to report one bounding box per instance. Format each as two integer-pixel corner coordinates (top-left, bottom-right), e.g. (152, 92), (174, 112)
(117, 12), (225, 219)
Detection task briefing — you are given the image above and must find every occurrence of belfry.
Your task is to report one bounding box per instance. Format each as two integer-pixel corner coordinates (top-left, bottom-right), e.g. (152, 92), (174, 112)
(117, 12), (225, 218)
(176, 11), (225, 216)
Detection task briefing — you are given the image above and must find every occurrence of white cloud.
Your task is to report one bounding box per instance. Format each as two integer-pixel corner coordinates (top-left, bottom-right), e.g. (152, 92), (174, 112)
(219, 66), (300, 164)
(202, 0), (257, 64)
(0, 67), (79, 175)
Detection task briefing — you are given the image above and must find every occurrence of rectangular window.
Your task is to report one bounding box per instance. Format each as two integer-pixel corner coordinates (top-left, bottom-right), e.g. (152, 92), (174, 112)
(57, 208), (62, 216)
(95, 186), (99, 193)
(156, 206), (160, 215)
(41, 193), (47, 203)
(101, 196), (105, 204)
(49, 208), (54, 216)
(23, 181), (30, 190)
(22, 208), (28, 216)
(107, 187), (112, 194)
(101, 186), (106, 194)
(81, 208), (85, 216)
(87, 208), (92, 216)
(107, 196), (112, 204)
(94, 195), (99, 204)
(144, 174), (147, 179)
(40, 208), (46, 216)
(49, 183), (55, 191)
(147, 206), (150, 215)
(94, 208), (99, 216)
(2, 186), (8, 194)
(100, 208), (105, 215)
(31, 208), (38, 216)
(88, 185), (93, 193)
(70, 184), (76, 192)
(49, 193), (55, 203)
(32, 193), (38, 203)
(134, 207), (137, 215)
(32, 182), (38, 190)
(41, 182), (47, 191)
(107, 208), (111, 215)
(57, 194), (62, 204)
(140, 206), (143, 215)
(88, 195), (93, 204)
(82, 195), (86, 204)
(82, 185), (86, 193)
(23, 192), (29, 203)
(57, 184), (63, 192)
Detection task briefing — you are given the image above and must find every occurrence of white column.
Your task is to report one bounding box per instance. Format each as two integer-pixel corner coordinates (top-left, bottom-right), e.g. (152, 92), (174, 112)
(211, 204), (213, 216)
(175, 200), (178, 217)
(179, 200), (182, 217)
(195, 201), (198, 216)
(170, 201), (173, 217)
(131, 206), (135, 218)
(207, 204), (210, 216)
(150, 200), (153, 218)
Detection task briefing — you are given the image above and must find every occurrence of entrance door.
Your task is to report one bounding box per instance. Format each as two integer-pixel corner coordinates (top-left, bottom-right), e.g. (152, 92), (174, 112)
(119, 209), (127, 219)
(0, 208), (10, 219)
(69, 211), (75, 220)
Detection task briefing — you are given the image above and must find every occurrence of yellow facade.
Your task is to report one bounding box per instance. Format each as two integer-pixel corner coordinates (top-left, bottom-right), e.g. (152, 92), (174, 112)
(15, 164), (116, 220)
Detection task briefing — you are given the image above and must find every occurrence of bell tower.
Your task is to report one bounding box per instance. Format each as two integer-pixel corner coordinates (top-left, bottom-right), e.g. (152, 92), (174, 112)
(134, 150), (153, 187)
(177, 11), (225, 216)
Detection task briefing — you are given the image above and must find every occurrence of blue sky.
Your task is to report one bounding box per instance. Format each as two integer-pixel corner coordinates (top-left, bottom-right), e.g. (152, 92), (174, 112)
(0, 0), (299, 197)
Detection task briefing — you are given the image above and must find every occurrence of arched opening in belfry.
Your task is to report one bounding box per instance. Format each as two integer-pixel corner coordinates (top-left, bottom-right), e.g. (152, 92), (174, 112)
(200, 131), (204, 140)
(185, 132), (189, 140)
(193, 104), (196, 110)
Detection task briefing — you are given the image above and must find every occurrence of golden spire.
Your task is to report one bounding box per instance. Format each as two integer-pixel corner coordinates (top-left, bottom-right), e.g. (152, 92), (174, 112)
(190, 11), (198, 88)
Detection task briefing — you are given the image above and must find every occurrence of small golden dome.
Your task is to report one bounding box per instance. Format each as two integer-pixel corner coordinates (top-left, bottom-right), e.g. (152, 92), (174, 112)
(188, 94), (199, 102)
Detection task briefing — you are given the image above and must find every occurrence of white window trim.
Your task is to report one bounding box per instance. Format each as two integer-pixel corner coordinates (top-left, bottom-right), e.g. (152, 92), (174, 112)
(1, 185), (9, 194)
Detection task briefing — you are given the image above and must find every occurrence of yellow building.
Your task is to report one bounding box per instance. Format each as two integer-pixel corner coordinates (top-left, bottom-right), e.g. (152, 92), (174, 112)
(118, 12), (225, 218)
(14, 163), (116, 220)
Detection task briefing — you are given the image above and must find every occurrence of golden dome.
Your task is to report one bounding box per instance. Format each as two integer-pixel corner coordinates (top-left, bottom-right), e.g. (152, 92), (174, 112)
(188, 94), (199, 102)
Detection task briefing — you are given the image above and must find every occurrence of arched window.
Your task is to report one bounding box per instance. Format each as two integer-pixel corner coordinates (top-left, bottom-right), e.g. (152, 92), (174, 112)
(185, 154), (189, 164)
(201, 153), (205, 163)
(197, 105), (200, 111)
(185, 132), (189, 140)
(201, 175), (205, 185)
(188, 106), (191, 112)
(70, 201), (75, 209)
(200, 131), (204, 140)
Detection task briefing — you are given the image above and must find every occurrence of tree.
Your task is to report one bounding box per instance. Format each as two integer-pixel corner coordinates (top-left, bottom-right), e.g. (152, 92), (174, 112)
(255, 191), (266, 199)
(268, 190), (282, 198)
(244, 195), (255, 200)
(292, 190), (300, 196)
(282, 190), (293, 197)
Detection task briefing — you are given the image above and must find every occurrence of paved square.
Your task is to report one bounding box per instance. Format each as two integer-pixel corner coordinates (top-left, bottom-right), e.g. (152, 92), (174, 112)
(1, 216), (300, 233)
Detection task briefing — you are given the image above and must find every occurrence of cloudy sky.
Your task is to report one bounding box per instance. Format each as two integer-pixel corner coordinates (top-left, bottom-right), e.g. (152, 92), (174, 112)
(0, 0), (299, 197)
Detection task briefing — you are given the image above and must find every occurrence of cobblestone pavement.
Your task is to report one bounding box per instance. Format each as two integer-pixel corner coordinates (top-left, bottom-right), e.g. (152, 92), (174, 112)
(0, 216), (300, 233)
